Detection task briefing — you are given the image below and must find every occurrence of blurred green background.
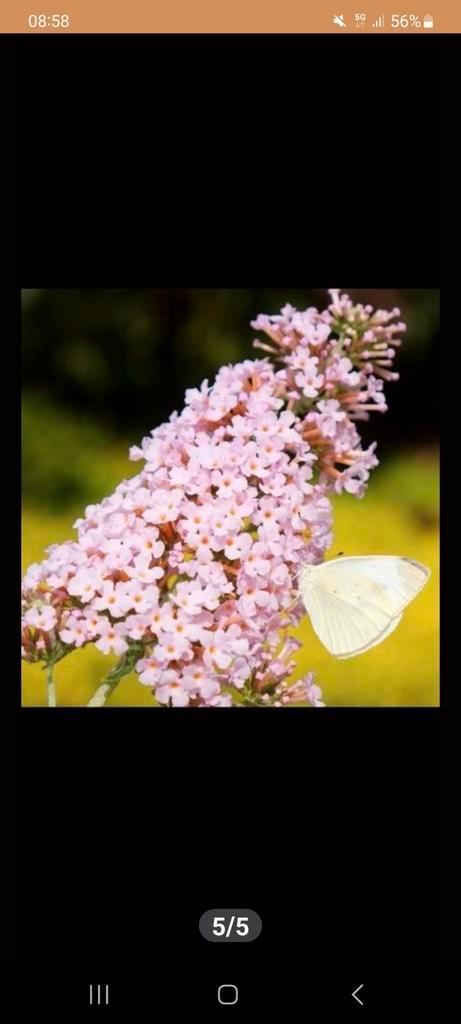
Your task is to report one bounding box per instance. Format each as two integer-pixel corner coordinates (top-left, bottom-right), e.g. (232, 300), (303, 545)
(22, 288), (439, 707)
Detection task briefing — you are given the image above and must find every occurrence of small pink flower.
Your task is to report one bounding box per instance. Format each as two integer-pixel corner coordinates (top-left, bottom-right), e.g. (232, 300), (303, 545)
(171, 581), (207, 614)
(137, 657), (163, 686)
(242, 542), (271, 578)
(223, 532), (252, 561)
(82, 609), (105, 637)
(120, 580), (158, 613)
(67, 567), (102, 602)
(134, 530), (165, 560)
(201, 629), (233, 670)
(238, 578), (272, 618)
(156, 631), (192, 662)
(155, 671), (192, 707)
(181, 663), (219, 698)
(59, 614), (87, 648)
(24, 604), (57, 632)
(92, 580), (130, 618)
(211, 469), (248, 499)
(95, 621), (128, 656)
(126, 557), (164, 584)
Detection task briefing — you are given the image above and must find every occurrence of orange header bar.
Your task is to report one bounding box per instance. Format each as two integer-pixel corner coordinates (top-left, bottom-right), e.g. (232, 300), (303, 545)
(1, 2), (459, 34)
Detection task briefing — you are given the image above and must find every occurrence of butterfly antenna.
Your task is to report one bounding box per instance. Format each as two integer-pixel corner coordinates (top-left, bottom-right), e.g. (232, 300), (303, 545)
(281, 593), (302, 616)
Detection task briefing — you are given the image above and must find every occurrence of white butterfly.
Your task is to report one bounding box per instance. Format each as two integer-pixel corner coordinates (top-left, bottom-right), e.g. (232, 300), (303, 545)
(298, 556), (430, 659)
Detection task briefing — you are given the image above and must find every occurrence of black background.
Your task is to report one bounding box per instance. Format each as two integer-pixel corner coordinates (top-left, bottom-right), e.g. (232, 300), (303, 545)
(15, 33), (446, 1013)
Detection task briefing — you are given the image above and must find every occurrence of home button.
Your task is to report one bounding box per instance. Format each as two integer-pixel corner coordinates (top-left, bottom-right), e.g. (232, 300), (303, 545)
(218, 984), (239, 1005)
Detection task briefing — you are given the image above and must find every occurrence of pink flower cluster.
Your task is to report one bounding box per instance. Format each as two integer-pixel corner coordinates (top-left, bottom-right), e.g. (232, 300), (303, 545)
(21, 290), (405, 707)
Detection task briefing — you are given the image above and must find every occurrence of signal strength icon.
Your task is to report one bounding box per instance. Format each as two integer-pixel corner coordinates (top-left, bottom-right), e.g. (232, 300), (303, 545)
(372, 15), (385, 26)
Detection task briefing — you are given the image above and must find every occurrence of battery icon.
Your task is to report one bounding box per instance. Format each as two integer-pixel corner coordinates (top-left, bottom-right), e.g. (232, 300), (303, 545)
(423, 15), (434, 28)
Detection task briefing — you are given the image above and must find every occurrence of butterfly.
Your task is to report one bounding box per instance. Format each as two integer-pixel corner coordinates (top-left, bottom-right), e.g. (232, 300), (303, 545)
(298, 556), (430, 659)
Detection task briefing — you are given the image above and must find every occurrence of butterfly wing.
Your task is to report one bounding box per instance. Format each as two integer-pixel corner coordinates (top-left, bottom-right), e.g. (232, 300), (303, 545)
(298, 556), (429, 659)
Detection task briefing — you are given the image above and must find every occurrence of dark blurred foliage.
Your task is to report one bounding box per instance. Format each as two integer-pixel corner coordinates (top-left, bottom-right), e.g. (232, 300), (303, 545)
(22, 288), (439, 507)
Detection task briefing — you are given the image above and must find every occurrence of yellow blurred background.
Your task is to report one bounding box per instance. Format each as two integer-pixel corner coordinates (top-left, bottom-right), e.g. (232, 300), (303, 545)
(21, 288), (439, 707)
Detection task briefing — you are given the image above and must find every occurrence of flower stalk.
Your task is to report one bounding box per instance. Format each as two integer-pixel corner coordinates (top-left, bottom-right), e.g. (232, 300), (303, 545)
(46, 663), (56, 707)
(86, 641), (145, 707)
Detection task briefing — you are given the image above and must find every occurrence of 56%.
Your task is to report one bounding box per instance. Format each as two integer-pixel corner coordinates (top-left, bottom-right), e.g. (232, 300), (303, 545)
(391, 14), (421, 26)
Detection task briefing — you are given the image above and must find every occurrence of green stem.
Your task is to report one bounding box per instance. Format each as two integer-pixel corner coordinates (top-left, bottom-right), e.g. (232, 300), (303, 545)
(86, 641), (145, 708)
(86, 676), (121, 707)
(47, 663), (57, 707)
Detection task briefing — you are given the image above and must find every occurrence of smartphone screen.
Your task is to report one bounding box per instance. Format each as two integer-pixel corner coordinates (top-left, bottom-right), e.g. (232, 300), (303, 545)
(11, 2), (451, 1013)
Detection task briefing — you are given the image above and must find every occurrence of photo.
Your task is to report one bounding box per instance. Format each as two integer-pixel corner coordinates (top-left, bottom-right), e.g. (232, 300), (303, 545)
(21, 288), (439, 707)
